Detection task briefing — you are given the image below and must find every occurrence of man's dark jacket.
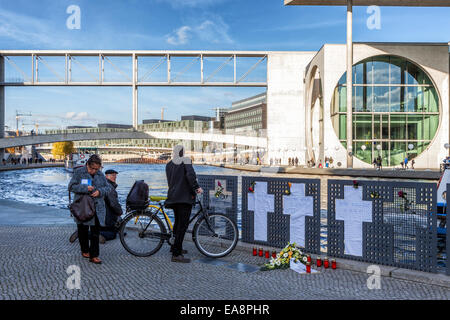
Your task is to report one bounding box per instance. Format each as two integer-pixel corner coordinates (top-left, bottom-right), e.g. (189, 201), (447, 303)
(104, 179), (123, 228)
(165, 160), (200, 209)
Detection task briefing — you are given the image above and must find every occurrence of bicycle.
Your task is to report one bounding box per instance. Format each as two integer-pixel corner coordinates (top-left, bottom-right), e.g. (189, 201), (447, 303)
(118, 195), (238, 258)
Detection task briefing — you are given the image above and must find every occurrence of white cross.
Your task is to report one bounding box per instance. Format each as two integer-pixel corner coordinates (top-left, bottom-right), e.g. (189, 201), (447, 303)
(247, 181), (274, 242)
(335, 186), (373, 257)
(282, 183), (314, 247)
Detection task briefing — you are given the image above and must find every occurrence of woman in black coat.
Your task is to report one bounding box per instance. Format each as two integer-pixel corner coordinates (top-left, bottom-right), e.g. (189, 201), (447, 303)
(165, 145), (202, 263)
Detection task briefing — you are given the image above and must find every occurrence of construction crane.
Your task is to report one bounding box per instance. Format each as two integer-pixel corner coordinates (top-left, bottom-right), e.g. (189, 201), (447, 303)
(15, 110), (32, 136)
(21, 122), (40, 135)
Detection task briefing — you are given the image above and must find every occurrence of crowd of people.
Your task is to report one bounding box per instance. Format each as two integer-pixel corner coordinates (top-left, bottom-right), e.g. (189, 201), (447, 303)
(68, 145), (202, 265)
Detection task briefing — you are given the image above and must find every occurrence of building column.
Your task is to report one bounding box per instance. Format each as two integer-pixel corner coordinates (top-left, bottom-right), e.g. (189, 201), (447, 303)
(132, 53), (138, 129)
(0, 56), (5, 162)
(346, 0), (353, 168)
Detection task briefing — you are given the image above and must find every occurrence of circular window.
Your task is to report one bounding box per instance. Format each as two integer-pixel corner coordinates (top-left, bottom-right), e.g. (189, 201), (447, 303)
(331, 55), (439, 167)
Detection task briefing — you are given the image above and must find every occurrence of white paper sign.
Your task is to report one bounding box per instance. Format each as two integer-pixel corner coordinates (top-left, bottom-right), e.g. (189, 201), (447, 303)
(283, 183), (314, 247)
(248, 182), (274, 242)
(335, 186), (373, 257)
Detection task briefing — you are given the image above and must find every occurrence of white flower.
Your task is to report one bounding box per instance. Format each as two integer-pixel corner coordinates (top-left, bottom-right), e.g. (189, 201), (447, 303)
(283, 253), (288, 258)
(276, 260), (281, 266)
(302, 256), (308, 262)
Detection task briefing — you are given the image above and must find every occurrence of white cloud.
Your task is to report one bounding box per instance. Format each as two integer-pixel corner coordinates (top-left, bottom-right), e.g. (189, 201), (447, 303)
(0, 8), (59, 46)
(157, 0), (228, 8)
(167, 26), (192, 45)
(166, 18), (233, 46)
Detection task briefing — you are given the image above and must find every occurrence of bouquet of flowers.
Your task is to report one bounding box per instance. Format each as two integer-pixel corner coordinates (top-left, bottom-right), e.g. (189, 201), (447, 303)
(260, 243), (308, 271)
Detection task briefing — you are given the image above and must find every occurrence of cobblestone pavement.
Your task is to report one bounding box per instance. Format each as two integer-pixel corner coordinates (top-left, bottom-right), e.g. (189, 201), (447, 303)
(0, 225), (449, 300)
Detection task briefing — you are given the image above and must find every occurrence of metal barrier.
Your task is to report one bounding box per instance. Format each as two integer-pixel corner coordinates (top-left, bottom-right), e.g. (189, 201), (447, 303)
(327, 179), (437, 273)
(241, 176), (321, 254)
(446, 184), (450, 276)
(197, 175), (238, 225)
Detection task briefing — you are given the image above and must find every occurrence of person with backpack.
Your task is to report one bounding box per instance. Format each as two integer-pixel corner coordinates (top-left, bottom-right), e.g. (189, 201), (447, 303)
(165, 145), (203, 263)
(68, 154), (111, 264)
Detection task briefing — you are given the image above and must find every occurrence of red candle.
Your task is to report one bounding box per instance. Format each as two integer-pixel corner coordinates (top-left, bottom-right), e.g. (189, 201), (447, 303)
(316, 257), (322, 267)
(272, 251), (277, 258)
(306, 262), (311, 273)
(265, 251), (270, 259)
(324, 257), (329, 268)
(331, 259), (337, 269)
(258, 248), (263, 257)
(252, 247), (257, 256)
(307, 254), (311, 263)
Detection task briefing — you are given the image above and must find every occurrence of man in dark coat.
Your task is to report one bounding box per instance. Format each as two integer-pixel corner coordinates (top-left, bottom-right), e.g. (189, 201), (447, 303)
(165, 145), (203, 263)
(101, 169), (123, 240)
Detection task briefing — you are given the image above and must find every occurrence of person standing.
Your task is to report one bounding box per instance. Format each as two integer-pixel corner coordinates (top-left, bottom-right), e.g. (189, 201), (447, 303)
(404, 156), (409, 169)
(68, 154), (110, 264)
(165, 145), (203, 263)
(101, 169), (123, 240)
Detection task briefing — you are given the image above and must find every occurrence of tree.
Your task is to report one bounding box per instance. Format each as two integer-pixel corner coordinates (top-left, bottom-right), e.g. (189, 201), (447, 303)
(52, 141), (75, 159)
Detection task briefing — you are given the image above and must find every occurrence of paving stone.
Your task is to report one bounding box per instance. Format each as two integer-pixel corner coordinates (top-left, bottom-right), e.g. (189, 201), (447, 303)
(0, 225), (448, 300)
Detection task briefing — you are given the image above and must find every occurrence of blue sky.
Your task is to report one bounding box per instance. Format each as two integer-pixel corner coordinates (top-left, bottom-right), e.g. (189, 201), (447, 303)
(1, 0), (449, 131)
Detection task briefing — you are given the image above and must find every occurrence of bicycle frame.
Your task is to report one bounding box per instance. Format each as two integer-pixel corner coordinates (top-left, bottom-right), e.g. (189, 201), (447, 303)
(152, 198), (210, 234)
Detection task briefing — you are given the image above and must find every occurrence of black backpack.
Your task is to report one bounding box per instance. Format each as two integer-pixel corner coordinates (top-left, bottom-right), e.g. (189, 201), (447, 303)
(126, 180), (149, 210)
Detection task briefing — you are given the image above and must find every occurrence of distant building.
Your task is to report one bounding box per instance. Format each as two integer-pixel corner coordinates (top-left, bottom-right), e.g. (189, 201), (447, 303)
(181, 115), (214, 122)
(142, 119), (173, 124)
(42, 118), (211, 158)
(98, 123), (133, 129)
(224, 93), (267, 134)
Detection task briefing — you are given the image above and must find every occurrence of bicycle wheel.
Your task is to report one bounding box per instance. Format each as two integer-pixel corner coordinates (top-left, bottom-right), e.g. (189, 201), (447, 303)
(192, 213), (238, 258)
(119, 209), (167, 257)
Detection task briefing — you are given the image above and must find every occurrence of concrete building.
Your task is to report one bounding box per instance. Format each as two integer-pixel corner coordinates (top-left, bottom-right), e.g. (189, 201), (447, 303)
(263, 43), (449, 169)
(42, 119), (211, 160)
(225, 93), (267, 134)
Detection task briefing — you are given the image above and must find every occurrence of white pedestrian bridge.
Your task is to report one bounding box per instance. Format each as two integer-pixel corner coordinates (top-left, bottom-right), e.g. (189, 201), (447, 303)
(0, 131), (268, 149)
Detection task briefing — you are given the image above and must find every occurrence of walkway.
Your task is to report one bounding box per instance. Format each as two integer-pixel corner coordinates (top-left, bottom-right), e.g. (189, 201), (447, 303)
(0, 200), (448, 300)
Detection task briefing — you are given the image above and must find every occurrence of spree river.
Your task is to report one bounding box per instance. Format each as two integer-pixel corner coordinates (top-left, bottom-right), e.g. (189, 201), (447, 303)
(0, 164), (242, 210)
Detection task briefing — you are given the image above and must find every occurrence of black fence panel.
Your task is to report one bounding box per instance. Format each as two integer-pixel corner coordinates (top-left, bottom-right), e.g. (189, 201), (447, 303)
(241, 176), (321, 254)
(197, 175), (238, 226)
(328, 179), (437, 273)
(446, 184), (450, 276)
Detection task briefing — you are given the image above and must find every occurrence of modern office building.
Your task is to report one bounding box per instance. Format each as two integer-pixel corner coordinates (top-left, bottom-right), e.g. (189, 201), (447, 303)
(224, 93), (267, 134)
(263, 42), (449, 169)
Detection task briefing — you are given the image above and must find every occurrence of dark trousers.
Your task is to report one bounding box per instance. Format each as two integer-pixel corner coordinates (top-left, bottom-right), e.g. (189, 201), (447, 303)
(77, 215), (100, 258)
(171, 203), (192, 256)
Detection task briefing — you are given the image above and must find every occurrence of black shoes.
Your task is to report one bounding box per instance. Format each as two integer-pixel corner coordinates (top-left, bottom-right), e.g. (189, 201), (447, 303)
(170, 247), (188, 254)
(171, 255), (191, 263)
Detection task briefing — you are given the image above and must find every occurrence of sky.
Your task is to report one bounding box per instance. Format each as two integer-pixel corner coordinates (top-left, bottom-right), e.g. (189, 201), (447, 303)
(1, 0), (449, 131)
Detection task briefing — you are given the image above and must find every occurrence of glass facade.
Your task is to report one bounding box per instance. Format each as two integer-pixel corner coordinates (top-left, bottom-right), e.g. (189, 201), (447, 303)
(331, 55), (440, 166)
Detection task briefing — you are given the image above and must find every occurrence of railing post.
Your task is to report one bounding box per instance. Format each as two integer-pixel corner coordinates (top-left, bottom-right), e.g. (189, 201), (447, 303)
(0, 56), (4, 162)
